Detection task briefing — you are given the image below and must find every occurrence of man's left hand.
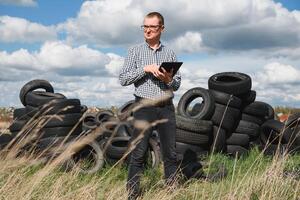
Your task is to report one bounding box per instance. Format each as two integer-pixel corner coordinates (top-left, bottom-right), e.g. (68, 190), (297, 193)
(157, 68), (173, 84)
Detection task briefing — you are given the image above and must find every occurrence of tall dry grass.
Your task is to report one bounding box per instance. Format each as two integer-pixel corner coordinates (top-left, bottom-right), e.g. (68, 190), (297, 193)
(0, 142), (299, 199)
(0, 99), (299, 200)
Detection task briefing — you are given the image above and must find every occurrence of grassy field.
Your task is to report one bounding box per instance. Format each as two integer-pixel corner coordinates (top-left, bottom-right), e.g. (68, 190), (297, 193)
(0, 147), (299, 200)
(0, 107), (299, 200)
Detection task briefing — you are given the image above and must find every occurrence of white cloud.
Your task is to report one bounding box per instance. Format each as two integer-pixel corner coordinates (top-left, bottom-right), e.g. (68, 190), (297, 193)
(0, 16), (56, 43)
(0, 41), (113, 76)
(256, 62), (300, 84)
(59, 0), (300, 55)
(0, 0), (36, 6)
(61, 0), (144, 46)
(0, 49), (38, 70)
(105, 53), (124, 76)
(36, 41), (110, 73)
(169, 32), (207, 53)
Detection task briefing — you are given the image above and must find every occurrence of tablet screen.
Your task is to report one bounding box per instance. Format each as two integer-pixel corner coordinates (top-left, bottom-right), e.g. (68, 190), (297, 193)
(159, 62), (183, 76)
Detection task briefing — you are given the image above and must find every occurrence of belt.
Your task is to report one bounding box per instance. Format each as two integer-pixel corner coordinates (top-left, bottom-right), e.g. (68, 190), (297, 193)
(135, 96), (173, 107)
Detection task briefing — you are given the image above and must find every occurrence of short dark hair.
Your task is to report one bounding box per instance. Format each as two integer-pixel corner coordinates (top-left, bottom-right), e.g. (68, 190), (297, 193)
(145, 12), (164, 25)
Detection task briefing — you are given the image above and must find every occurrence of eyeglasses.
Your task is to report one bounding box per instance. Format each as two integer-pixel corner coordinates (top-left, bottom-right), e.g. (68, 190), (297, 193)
(140, 25), (162, 31)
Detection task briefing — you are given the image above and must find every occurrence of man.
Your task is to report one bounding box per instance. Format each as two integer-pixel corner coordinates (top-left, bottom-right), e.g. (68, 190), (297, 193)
(119, 12), (181, 199)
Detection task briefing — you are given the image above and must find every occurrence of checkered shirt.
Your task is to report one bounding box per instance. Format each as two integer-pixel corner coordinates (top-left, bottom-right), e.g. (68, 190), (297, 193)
(119, 42), (181, 100)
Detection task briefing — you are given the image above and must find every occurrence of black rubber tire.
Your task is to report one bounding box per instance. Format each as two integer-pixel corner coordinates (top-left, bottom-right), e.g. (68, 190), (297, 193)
(238, 90), (256, 106)
(9, 119), (28, 132)
(95, 110), (114, 124)
(177, 87), (215, 120)
(243, 101), (274, 119)
(235, 120), (260, 140)
(67, 140), (104, 174)
(209, 89), (242, 109)
(25, 91), (66, 107)
(211, 103), (241, 133)
(101, 121), (132, 139)
(24, 105), (38, 117)
(0, 132), (18, 146)
(265, 103), (275, 120)
(226, 145), (248, 157)
(22, 136), (76, 154)
(175, 128), (210, 145)
(208, 72), (251, 96)
(13, 108), (29, 120)
(26, 99), (81, 117)
(36, 126), (82, 139)
(117, 100), (136, 121)
(241, 113), (264, 125)
(176, 114), (212, 133)
(43, 99), (81, 115)
(41, 113), (82, 128)
(19, 79), (54, 106)
(260, 120), (295, 145)
(226, 133), (250, 148)
(82, 113), (98, 130)
(99, 121), (120, 138)
(105, 136), (130, 159)
(113, 122), (133, 137)
(211, 126), (227, 153)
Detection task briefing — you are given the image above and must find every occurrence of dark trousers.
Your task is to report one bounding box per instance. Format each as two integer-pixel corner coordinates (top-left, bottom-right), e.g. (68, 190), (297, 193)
(127, 99), (177, 198)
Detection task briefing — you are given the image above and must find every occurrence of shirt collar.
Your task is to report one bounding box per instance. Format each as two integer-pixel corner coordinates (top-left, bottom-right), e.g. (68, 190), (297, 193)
(144, 41), (163, 51)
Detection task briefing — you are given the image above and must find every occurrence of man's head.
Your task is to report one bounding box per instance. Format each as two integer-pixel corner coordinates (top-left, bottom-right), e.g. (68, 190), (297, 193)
(142, 12), (165, 43)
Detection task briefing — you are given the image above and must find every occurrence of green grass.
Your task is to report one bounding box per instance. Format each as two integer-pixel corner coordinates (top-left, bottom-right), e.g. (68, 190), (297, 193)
(0, 148), (299, 200)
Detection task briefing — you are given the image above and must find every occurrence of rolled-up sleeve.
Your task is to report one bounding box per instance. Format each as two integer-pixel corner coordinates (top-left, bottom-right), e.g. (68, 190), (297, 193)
(119, 47), (146, 86)
(167, 51), (181, 91)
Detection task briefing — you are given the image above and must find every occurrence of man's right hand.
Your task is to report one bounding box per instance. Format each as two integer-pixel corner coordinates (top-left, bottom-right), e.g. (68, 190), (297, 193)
(144, 64), (164, 78)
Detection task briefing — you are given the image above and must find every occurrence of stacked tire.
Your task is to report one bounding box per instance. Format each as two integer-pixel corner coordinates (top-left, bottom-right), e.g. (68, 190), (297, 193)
(208, 72), (252, 156)
(9, 79), (83, 142)
(3, 79), (106, 174)
(238, 101), (276, 155)
(176, 72), (299, 158)
(175, 87), (213, 159)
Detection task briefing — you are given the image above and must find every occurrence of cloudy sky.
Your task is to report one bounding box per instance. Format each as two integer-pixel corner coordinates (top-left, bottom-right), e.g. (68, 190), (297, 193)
(0, 0), (300, 109)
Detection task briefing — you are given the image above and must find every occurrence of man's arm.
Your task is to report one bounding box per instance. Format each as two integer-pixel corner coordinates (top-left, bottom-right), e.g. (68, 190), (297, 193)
(119, 47), (146, 86)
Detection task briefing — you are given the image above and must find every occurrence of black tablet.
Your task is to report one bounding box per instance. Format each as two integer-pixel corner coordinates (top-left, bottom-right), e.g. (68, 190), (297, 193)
(159, 62), (183, 76)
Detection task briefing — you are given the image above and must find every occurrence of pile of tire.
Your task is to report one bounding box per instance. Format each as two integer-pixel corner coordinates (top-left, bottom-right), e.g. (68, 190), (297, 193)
(8, 79), (84, 141)
(0, 79), (106, 174)
(176, 72), (300, 157)
(81, 105), (161, 168)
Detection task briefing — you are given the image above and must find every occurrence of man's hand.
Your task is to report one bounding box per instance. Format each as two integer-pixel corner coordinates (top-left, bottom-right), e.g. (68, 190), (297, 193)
(144, 64), (163, 78)
(144, 64), (173, 84)
(157, 68), (173, 84)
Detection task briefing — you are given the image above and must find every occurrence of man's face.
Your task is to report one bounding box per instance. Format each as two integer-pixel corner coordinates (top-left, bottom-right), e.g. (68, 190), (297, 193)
(143, 16), (164, 41)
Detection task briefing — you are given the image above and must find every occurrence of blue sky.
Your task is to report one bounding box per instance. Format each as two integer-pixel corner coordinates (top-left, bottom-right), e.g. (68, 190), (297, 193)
(0, 0), (300, 109)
